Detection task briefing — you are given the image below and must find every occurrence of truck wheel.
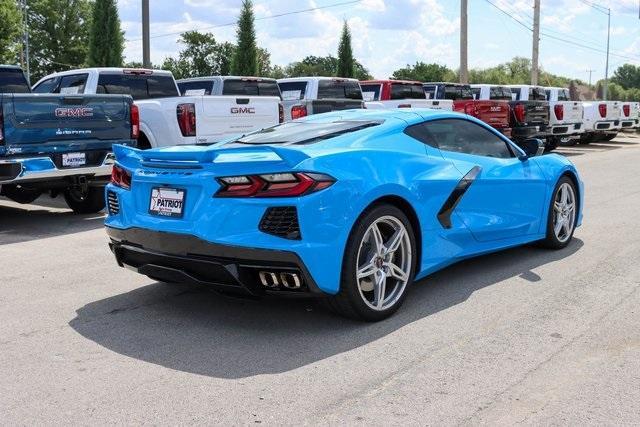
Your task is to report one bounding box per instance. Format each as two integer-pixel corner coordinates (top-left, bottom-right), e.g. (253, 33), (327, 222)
(63, 186), (105, 214)
(544, 138), (558, 153)
(602, 133), (617, 142)
(0, 185), (42, 204)
(579, 134), (593, 145)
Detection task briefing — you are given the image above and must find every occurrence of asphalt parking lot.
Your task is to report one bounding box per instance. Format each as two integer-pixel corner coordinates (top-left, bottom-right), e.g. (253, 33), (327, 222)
(1, 134), (640, 425)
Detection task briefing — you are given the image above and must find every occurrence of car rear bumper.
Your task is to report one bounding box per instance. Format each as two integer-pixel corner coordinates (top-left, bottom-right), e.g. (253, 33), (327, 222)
(106, 226), (324, 297)
(620, 120), (635, 129)
(0, 153), (114, 184)
(548, 122), (584, 136)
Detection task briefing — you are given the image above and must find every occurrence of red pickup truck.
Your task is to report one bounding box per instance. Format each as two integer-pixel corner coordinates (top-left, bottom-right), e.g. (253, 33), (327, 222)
(423, 82), (511, 138)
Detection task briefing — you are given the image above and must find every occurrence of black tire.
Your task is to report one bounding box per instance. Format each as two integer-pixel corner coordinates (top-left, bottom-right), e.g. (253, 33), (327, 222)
(0, 185), (42, 204)
(539, 176), (578, 249)
(579, 134), (593, 145)
(63, 186), (105, 214)
(137, 133), (152, 150)
(601, 133), (617, 142)
(324, 204), (417, 321)
(544, 138), (558, 153)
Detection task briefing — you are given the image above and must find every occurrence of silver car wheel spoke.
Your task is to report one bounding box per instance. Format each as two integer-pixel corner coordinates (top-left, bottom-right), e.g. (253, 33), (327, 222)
(373, 271), (387, 309)
(357, 261), (377, 279)
(387, 262), (408, 282)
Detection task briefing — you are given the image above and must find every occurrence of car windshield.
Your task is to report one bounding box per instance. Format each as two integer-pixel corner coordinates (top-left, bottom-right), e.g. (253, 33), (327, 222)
(232, 120), (380, 145)
(0, 68), (30, 93)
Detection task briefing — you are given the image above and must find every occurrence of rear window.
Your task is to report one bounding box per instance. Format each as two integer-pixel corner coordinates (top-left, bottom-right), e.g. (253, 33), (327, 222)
(390, 83), (426, 100)
(424, 85), (436, 99)
(529, 87), (546, 101)
(0, 68), (30, 93)
(279, 81), (307, 100)
(232, 120), (380, 145)
(317, 80), (362, 100)
(222, 79), (281, 98)
(471, 87), (481, 99)
(489, 86), (512, 100)
(178, 80), (212, 95)
(558, 89), (570, 101)
(444, 84), (473, 100)
(96, 73), (179, 100)
(360, 84), (381, 101)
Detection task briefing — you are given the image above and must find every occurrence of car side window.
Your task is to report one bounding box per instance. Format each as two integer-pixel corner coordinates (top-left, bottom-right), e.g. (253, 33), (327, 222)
(58, 74), (88, 94)
(404, 123), (438, 148)
(32, 77), (59, 93)
(423, 119), (514, 159)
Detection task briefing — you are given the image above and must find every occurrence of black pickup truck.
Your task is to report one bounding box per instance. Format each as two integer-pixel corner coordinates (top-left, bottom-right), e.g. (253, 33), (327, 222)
(0, 65), (137, 213)
(506, 85), (551, 145)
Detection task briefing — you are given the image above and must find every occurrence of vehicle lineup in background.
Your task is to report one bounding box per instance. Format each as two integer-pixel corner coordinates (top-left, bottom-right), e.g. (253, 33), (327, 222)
(502, 84), (551, 147)
(105, 108), (582, 321)
(0, 65), (137, 213)
(542, 86), (585, 149)
(32, 68), (282, 149)
(277, 77), (365, 121)
(360, 80), (453, 111)
(424, 82), (512, 138)
(581, 100), (622, 143)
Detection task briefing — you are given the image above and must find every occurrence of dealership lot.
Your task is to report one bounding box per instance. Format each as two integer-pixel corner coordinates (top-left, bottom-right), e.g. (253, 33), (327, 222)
(1, 135), (639, 424)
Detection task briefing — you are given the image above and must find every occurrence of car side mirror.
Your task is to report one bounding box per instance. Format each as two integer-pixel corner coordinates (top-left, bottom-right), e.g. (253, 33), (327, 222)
(519, 138), (545, 160)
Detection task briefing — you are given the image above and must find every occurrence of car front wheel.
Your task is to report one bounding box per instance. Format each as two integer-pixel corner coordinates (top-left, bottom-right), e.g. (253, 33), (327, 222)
(326, 204), (416, 321)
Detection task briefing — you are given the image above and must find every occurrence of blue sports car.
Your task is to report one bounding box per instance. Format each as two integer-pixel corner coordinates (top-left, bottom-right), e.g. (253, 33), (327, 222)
(105, 109), (583, 321)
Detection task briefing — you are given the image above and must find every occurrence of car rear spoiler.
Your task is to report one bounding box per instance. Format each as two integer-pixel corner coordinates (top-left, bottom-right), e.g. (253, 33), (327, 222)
(112, 144), (311, 168)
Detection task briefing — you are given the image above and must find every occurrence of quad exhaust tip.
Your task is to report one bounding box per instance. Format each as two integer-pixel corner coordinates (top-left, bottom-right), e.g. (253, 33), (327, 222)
(258, 271), (302, 290)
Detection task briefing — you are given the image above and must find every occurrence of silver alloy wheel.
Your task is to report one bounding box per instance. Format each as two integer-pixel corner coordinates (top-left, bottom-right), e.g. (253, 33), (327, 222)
(356, 215), (412, 311)
(553, 182), (576, 243)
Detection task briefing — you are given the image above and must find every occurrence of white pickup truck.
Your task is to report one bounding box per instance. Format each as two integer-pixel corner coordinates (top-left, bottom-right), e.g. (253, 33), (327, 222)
(32, 68), (281, 148)
(580, 100), (621, 143)
(543, 86), (585, 147)
(360, 79), (453, 111)
(277, 77), (365, 121)
(620, 102), (639, 131)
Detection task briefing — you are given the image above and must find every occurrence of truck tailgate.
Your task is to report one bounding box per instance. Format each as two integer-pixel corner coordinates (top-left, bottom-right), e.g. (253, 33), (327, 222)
(520, 101), (549, 125)
(563, 101), (583, 122)
(197, 96), (280, 141)
(471, 100), (510, 127)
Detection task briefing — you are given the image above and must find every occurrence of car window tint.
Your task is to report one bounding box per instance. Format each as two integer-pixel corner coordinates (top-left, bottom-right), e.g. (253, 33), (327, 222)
(58, 74), (88, 94)
(558, 89), (570, 101)
(489, 86), (511, 100)
(278, 81), (307, 100)
(529, 87), (546, 100)
(147, 75), (180, 98)
(222, 79), (281, 98)
(423, 85), (436, 99)
(317, 80), (363, 100)
(360, 84), (381, 101)
(233, 120), (381, 145)
(97, 73), (178, 100)
(0, 68), (31, 93)
(471, 87), (481, 99)
(404, 123), (438, 148)
(32, 77), (59, 93)
(178, 80), (212, 95)
(423, 119), (513, 158)
(390, 83), (426, 100)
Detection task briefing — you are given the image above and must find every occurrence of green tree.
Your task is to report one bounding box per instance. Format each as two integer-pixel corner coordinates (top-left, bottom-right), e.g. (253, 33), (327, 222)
(231, 0), (258, 76)
(336, 21), (354, 78)
(87, 0), (124, 67)
(611, 64), (640, 90)
(27, 0), (93, 81)
(160, 31), (234, 79)
(0, 0), (23, 64)
(284, 55), (371, 79)
(391, 62), (456, 82)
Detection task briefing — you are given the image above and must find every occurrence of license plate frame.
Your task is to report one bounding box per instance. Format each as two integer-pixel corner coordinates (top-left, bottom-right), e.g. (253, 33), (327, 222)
(61, 152), (87, 168)
(149, 187), (186, 218)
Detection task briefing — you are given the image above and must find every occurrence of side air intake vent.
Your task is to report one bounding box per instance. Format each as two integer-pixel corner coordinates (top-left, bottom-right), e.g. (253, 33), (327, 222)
(259, 207), (300, 240)
(107, 190), (120, 215)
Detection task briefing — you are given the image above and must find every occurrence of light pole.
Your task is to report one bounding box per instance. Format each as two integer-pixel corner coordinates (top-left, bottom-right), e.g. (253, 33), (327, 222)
(531, 0), (541, 85)
(603, 7), (611, 100)
(460, 0), (468, 84)
(142, 0), (151, 68)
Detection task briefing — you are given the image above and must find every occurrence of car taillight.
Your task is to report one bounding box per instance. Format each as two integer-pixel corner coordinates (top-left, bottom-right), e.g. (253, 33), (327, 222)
(514, 103), (526, 123)
(111, 164), (131, 190)
(623, 104), (630, 117)
(554, 104), (564, 121)
(598, 103), (607, 118)
(177, 103), (196, 137)
(130, 104), (140, 139)
(291, 105), (307, 120)
(215, 172), (334, 198)
(279, 103), (284, 123)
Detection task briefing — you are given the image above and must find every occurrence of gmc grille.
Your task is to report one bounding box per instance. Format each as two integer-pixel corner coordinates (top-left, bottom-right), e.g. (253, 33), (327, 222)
(259, 207), (301, 240)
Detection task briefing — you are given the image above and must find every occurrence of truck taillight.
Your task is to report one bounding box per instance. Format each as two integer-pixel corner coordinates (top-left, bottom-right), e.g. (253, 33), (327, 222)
(623, 104), (630, 117)
(279, 103), (284, 123)
(598, 103), (607, 118)
(177, 103), (196, 137)
(291, 105), (307, 120)
(130, 104), (140, 139)
(554, 104), (564, 121)
(111, 164), (131, 190)
(514, 103), (526, 123)
(215, 172), (335, 198)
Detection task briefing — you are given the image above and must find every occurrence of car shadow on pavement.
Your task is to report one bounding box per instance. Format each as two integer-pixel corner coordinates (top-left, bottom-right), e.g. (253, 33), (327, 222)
(69, 238), (583, 379)
(0, 197), (105, 246)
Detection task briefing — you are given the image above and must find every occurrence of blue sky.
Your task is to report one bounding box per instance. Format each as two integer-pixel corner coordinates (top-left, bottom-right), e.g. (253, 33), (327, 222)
(117, 0), (640, 82)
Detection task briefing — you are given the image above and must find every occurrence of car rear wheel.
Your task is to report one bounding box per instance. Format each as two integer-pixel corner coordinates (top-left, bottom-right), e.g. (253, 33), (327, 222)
(325, 204), (416, 321)
(540, 176), (577, 249)
(63, 186), (106, 214)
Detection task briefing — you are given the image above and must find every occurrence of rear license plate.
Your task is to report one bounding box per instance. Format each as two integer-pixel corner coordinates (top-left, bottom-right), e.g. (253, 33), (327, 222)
(62, 152), (86, 167)
(149, 187), (186, 218)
